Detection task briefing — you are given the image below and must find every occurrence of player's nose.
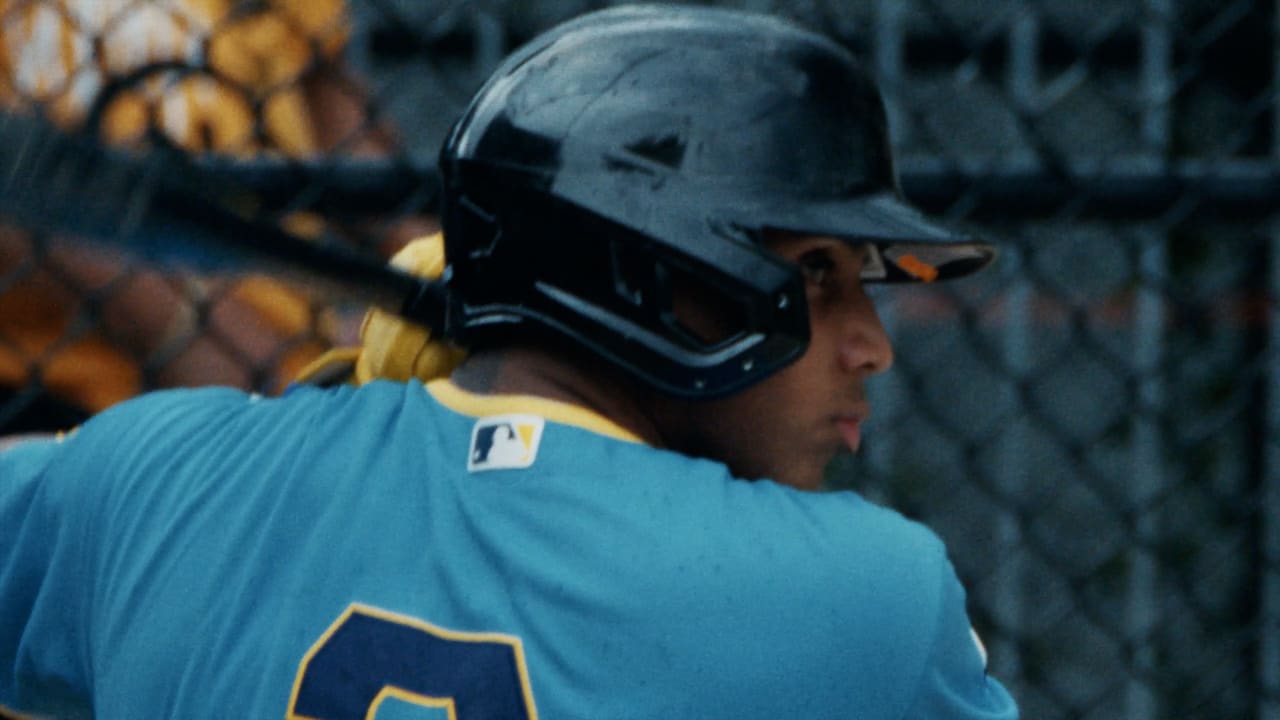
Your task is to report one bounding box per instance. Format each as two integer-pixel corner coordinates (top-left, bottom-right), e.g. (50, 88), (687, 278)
(839, 294), (894, 376)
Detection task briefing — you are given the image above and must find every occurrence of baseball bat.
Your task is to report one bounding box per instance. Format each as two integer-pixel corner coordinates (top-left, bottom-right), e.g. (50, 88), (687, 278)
(0, 110), (448, 329)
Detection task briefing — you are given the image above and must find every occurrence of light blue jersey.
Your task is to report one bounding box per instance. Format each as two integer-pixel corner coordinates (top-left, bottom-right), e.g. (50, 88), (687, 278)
(1, 380), (1017, 719)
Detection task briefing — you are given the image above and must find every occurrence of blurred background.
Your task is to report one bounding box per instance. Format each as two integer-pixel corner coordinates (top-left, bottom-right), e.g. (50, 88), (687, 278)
(0, 1), (1274, 718)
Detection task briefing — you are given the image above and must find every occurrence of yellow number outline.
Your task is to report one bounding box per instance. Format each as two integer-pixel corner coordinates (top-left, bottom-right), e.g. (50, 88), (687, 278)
(287, 603), (539, 720)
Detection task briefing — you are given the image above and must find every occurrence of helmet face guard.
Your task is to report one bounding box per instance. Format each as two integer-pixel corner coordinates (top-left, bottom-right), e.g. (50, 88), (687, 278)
(440, 5), (994, 398)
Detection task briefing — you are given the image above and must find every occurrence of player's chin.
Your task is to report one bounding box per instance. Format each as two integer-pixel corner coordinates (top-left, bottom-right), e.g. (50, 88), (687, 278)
(772, 452), (835, 492)
(774, 471), (826, 492)
(806, 443), (856, 491)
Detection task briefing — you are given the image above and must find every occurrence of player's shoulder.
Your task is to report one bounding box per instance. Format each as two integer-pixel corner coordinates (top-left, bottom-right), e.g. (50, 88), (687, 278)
(70, 386), (245, 438)
(725, 475), (949, 569)
(62, 383), (379, 457)
(97, 385), (258, 414)
(784, 485), (946, 590)
(614, 469), (968, 713)
(89, 381), (405, 424)
(625, 452), (954, 617)
(608, 441), (950, 573)
(0, 432), (64, 486)
(703, 479), (956, 639)
(813, 489), (947, 570)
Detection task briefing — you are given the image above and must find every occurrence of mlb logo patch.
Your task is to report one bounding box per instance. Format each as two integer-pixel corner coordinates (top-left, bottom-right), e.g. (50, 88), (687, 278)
(468, 414), (545, 472)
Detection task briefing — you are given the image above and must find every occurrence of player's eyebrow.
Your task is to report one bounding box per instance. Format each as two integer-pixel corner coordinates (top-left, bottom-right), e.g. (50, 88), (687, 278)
(830, 239), (874, 268)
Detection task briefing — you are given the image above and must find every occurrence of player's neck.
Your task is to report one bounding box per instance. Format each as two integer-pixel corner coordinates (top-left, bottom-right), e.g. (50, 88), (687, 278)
(448, 346), (665, 446)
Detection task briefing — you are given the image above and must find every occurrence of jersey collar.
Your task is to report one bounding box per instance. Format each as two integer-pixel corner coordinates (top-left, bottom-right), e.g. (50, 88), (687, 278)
(426, 379), (647, 445)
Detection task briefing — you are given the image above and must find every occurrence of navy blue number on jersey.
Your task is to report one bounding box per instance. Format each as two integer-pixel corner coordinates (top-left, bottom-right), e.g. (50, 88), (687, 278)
(288, 604), (538, 719)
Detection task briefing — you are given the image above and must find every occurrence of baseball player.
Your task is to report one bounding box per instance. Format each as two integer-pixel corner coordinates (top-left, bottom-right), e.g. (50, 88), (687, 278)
(1, 6), (1018, 719)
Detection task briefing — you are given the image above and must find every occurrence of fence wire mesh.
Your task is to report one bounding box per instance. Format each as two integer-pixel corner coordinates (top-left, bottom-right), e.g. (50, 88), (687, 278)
(0, 1), (1275, 718)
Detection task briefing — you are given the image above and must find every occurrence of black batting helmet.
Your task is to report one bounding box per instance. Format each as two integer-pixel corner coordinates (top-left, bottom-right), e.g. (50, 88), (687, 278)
(439, 4), (993, 399)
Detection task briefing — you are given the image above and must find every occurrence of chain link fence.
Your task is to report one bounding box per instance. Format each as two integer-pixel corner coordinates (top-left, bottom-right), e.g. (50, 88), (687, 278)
(0, 1), (1275, 718)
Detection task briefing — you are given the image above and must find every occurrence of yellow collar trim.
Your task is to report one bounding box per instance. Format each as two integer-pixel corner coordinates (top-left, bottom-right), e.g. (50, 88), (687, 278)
(426, 379), (646, 445)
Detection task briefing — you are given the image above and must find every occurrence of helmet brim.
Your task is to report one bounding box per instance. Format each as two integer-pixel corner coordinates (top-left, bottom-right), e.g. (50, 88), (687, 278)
(752, 190), (996, 283)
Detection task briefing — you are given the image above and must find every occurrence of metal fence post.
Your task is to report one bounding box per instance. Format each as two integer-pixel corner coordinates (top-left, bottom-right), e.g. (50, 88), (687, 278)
(471, 7), (505, 74)
(1260, 7), (1280, 712)
(992, 237), (1029, 685)
(1262, 215), (1280, 720)
(1126, 225), (1165, 720)
(991, 5), (1038, 687)
(1141, 0), (1174, 155)
(1124, 2), (1173, 717)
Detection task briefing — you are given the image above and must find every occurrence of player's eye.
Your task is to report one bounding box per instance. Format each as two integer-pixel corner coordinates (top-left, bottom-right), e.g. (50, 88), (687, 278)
(797, 248), (836, 287)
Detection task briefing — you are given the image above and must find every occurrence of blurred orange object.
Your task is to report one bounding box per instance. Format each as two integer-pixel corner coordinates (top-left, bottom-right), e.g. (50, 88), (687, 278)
(0, 0), (351, 416)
